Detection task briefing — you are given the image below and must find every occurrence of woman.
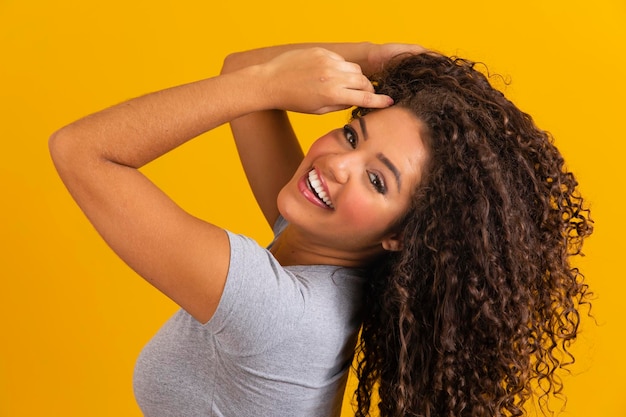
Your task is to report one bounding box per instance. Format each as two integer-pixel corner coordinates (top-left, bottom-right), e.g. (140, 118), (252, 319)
(49, 42), (592, 417)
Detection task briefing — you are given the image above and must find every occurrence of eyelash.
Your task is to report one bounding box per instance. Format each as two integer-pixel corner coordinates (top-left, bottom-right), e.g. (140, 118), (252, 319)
(369, 172), (387, 194)
(343, 125), (358, 148)
(342, 125), (387, 195)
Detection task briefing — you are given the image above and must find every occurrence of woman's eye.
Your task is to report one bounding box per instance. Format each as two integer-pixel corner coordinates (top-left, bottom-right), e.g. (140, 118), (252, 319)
(368, 172), (387, 195)
(343, 125), (357, 148)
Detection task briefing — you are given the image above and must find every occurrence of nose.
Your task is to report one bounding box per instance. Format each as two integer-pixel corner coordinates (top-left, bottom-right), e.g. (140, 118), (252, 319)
(324, 151), (357, 185)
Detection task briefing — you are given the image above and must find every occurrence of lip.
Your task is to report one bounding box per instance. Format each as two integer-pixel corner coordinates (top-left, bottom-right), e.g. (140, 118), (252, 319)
(297, 168), (334, 210)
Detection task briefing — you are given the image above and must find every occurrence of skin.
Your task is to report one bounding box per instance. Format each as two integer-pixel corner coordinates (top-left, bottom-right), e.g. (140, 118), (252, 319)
(49, 43), (426, 324)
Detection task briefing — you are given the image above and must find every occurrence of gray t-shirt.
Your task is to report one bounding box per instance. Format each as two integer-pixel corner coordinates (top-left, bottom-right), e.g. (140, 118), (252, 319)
(133, 220), (366, 416)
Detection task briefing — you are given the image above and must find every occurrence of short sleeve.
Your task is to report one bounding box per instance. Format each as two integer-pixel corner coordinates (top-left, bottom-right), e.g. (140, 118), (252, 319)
(203, 230), (306, 356)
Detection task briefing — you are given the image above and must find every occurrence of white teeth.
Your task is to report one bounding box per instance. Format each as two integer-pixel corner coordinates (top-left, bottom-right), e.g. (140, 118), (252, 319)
(308, 170), (334, 208)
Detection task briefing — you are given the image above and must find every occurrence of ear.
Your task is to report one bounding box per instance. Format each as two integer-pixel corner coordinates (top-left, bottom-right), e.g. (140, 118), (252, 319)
(381, 234), (403, 252)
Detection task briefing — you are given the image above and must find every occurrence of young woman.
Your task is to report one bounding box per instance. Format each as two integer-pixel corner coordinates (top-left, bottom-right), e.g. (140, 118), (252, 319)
(49, 42), (592, 417)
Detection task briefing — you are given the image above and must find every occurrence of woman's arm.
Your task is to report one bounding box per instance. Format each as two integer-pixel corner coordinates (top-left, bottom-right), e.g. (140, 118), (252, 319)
(221, 43), (425, 227)
(49, 47), (394, 323)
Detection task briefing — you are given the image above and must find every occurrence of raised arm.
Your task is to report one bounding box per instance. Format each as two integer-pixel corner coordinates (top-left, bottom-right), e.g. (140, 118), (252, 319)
(221, 42), (426, 227)
(49, 46), (395, 323)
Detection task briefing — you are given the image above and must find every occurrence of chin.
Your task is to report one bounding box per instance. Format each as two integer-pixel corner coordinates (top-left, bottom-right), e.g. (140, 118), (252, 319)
(276, 188), (295, 223)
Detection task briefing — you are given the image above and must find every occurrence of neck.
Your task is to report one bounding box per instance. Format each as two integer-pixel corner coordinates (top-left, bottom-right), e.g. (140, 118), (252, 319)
(269, 225), (384, 268)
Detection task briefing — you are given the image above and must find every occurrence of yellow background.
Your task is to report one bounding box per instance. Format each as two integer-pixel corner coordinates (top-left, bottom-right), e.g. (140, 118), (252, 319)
(1, 0), (624, 416)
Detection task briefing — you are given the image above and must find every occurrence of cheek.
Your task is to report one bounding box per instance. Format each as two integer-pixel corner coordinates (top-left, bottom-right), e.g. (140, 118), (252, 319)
(338, 188), (410, 237)
(339, 195), (390, 232)
(306, 133), (339, 157)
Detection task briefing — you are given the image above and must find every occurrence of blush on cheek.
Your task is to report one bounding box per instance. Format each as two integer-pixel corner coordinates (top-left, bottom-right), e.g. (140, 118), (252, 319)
(338, 193), (403, 243)
(340, 198), (381, 230)
(306, 132), (340, 157)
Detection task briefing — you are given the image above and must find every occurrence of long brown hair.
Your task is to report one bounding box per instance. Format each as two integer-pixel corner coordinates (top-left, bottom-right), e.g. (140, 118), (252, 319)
(353, 53), (593, 416)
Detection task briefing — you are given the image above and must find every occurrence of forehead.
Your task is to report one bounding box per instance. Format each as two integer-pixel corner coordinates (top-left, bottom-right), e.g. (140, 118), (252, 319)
(357, 107), (429, 188)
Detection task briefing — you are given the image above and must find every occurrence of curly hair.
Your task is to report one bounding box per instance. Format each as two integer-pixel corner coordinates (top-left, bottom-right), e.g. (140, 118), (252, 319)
(351, 54), (593, 417)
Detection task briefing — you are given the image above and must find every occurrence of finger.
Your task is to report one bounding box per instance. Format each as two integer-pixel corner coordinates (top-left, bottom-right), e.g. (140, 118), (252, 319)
(344, 73), (376, 94)
(335, 60), (363, 75)
(315, 104), (352, 114)
(340, 89), (394, 109)
(321, 49), (366, 75)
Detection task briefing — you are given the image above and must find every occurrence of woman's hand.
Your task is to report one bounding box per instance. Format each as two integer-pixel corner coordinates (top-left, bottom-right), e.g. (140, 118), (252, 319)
(258, 47), (394, 115)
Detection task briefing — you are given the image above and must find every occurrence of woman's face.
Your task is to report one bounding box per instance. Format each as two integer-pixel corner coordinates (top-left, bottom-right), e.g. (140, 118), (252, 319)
(277, 106), (429, 262)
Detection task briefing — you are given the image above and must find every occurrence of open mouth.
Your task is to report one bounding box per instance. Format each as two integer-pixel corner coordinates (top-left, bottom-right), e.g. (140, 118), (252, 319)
(307, 169), (334, 209)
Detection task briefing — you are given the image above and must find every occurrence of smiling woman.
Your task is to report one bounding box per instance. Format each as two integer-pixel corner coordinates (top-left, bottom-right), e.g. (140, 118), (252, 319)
(274, 106), (428, 264)
(49, 42), (592, 417)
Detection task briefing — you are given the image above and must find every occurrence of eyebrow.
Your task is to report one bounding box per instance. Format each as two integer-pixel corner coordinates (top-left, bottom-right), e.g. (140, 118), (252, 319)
(377, 153), (402, 191)
(358, 117), (368, 141)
